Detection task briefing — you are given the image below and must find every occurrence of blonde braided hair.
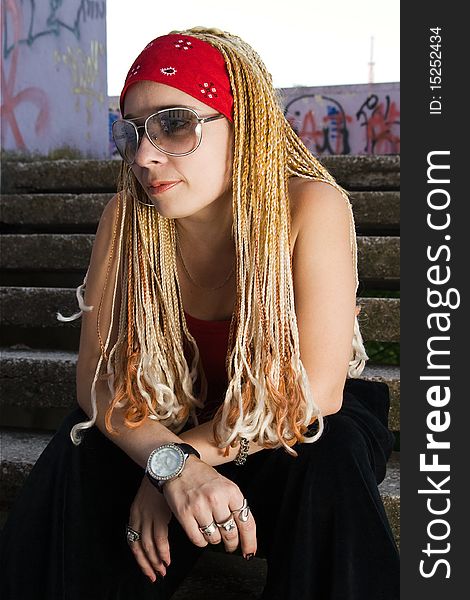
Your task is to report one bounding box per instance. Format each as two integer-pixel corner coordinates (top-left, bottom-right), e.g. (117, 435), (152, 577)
(68, 27), (368, 455)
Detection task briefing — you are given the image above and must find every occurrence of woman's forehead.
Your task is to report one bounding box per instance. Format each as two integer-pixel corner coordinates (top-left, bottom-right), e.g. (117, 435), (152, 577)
(123, 81), (213, 117)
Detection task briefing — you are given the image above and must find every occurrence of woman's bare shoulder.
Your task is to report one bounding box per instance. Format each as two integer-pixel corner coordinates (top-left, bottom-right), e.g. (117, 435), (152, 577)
(98, 193), (121, 232)
(288, 177), (351, 250)
(83, 193), (123, 306)
(88, 193), (123, 261)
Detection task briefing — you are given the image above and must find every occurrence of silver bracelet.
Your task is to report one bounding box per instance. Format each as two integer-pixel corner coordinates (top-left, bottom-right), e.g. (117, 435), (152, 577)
(234, 437), (249, 466)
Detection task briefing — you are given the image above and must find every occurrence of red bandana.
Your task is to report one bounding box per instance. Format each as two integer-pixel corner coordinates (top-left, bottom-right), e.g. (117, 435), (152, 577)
(120, 34), (234, 122)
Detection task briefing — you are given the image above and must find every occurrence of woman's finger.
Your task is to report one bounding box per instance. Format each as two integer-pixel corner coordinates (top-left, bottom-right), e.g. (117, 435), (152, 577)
(196, 512), (223, 546)
(141, 522), (167, 578)
(127, 524), (158, 583)
(152, 520), (172, 568)
(167, 495), (212, 548)
(231, 497), (257, 560)
(212, 506), (240, 554)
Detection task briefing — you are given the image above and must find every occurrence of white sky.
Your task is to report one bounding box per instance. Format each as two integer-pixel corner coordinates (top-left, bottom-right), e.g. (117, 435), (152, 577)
(106, 0), (400, 96)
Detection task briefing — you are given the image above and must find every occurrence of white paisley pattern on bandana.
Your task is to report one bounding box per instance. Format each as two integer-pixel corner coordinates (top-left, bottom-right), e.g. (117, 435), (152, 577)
(160, 67), (177, 76)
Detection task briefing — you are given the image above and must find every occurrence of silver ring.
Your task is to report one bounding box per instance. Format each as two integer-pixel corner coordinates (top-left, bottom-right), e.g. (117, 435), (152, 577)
(216, 516), (237, 532)
(198, 521), (218, 536)
(126, 525), (141, 543)
(232, 498), (250, 523)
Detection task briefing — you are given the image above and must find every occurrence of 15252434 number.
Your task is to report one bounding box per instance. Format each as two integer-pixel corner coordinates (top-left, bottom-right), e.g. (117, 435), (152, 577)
(429, 27), (442, 91)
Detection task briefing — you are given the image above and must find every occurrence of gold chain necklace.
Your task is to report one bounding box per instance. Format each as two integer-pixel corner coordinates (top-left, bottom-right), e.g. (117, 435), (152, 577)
(175, 228), (235, 291)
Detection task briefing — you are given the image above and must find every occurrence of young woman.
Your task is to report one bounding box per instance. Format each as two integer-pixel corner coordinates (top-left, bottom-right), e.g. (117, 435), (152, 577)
(0, 27), (399, 599)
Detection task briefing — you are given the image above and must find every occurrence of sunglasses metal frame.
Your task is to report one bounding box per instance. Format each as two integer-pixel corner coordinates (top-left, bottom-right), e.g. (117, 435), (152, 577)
(112, 106), (225, 164)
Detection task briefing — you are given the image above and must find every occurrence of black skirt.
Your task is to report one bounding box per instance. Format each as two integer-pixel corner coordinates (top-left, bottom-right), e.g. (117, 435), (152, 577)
(0, 378), (399, 600)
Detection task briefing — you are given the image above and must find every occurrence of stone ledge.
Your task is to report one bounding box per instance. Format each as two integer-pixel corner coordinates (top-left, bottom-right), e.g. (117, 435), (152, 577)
(0, 193), (112, 228)
(1, 191), (399, 230)
(0, 287), (400, 342)
(1, 156), (399, 194)
(322, 155), (400, 190)
(349, 191), (400, 230)
(0, 234), (399, 283)
(1, 160), (120, 194)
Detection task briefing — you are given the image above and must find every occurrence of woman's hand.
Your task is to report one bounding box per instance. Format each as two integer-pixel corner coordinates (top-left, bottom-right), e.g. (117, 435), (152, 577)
(163, 456), (257, 559)
(127, 476), (172, 583)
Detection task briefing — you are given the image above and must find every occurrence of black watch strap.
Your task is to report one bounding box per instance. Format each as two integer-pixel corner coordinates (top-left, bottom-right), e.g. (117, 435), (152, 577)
(177, 443), (201, 460)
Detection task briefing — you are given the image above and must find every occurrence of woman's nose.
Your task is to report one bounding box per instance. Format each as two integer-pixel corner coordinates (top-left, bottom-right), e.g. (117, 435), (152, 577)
(133, 131), (169, 166)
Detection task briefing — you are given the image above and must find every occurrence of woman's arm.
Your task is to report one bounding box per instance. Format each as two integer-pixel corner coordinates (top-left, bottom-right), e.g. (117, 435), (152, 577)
(77, 196), (258, 573)
(290, 179), (357, 415)
(77, 180), (356, 468)
(76, 195), (184, 464)
(181, 181), (357, 455)
(76, 194), (252, 468)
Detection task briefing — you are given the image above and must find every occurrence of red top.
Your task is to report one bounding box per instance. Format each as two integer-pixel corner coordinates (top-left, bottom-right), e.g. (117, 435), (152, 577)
(184, 311), (232, 423)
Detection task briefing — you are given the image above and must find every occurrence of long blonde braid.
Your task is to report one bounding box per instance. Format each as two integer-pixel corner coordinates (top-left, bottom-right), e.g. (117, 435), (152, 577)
(68, 27), (368, 455)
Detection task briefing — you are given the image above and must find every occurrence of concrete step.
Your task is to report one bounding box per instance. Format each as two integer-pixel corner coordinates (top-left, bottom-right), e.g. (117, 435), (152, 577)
(0, 234), (400, 285)
(0, 191), (399, 231)
(0, 428), (400, 545)
(349, 191), (399, 231)
(0, 287), (400, 344)
(1, 156), (399, 194)
(0, 193), (112, 230)
(0, 348), (400, 430)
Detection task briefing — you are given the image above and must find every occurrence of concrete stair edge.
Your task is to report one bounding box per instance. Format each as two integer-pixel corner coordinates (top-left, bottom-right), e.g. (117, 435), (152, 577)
(1, 190), (400, 229)
(0, 288), (401, 343)
(0, 235), (400, 282)
(1, 156), (400, 194)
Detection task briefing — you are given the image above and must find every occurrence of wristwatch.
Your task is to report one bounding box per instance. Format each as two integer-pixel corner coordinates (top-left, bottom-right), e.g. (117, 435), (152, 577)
(145, 442), (201, 492)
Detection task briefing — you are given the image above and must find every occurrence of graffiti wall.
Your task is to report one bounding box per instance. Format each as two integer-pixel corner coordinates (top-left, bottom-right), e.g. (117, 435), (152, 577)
(281, 82), (400, 155)
(108, 82), (399, 158)
(1, 0), (108, 157)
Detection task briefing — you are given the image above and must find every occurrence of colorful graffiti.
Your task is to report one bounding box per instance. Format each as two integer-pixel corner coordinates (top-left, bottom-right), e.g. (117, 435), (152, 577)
(1, 0), (50, 150)
(3, 0), (106, 58)
(356, 94), (400, 154)
(1, 0), (107, 157)
(54, 40), (106, 136)
(282, 83), (400, 155)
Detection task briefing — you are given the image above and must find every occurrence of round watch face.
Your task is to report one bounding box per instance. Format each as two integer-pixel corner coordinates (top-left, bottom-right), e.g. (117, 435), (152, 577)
(149, 445), (184, 480)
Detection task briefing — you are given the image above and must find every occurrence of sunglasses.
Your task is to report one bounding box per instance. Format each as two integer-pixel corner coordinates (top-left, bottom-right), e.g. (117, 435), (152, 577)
(112, 106), (225, 164)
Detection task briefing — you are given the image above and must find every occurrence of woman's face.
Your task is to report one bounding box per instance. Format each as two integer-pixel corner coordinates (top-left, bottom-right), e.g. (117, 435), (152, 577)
(123, 81), (234, 219)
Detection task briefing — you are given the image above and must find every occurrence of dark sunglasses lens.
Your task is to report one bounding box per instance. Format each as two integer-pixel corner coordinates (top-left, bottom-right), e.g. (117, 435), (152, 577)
(112, 120), (138, 163)
(146, 109), (199, 154)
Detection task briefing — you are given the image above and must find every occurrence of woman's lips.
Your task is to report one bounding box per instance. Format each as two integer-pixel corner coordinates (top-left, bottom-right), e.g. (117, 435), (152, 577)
(148, 181), (181, 194)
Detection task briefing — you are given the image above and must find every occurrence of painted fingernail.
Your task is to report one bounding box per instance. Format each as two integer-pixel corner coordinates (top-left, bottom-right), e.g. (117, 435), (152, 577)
(245, 553), (255, 561)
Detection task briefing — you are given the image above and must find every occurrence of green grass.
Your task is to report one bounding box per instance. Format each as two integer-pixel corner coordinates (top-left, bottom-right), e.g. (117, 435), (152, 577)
(365, 341), (400, 365)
